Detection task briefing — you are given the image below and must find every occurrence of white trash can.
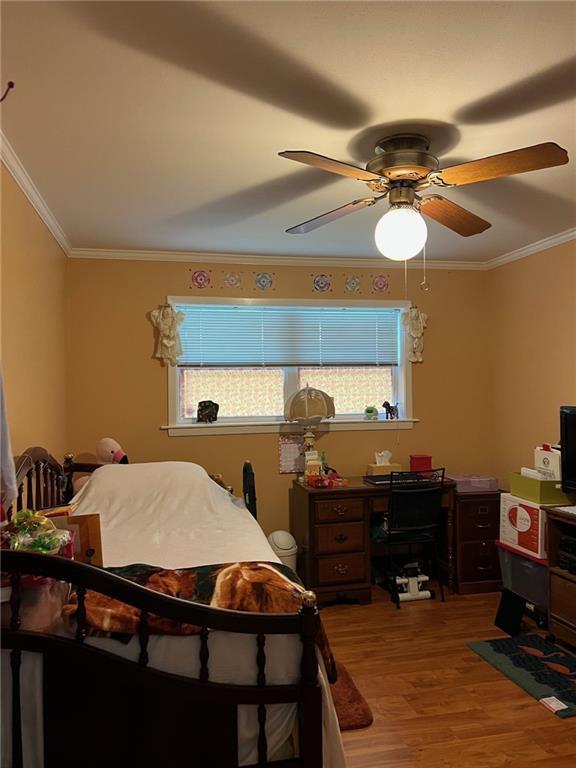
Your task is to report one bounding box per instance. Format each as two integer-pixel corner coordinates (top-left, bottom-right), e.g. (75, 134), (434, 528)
(268, 530), (298, 571)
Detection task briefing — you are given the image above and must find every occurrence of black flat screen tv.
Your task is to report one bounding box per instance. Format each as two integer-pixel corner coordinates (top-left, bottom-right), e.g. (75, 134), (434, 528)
(560, 405), (576, 494)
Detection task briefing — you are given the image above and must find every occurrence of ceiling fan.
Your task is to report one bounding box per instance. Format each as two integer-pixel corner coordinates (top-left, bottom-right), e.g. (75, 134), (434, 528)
(279, 134), (569, 252)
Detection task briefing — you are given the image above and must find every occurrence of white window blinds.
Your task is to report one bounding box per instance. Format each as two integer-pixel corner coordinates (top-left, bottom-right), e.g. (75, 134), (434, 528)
(174, 303), (400, 367)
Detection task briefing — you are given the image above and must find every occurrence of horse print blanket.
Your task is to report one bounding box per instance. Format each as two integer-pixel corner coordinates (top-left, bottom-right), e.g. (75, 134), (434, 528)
(62, 561), (336, 681)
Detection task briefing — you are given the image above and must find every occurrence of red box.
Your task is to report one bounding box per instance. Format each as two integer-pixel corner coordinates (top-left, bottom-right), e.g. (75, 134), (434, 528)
(410, 454), (432, 471)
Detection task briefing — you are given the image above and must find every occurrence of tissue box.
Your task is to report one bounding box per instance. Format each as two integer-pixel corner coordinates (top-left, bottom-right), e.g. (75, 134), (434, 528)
(366, 463), (402, 475)
(509, 472), (570, 505)
(500, 493), (547, 559)
(534, 448), (562, 480)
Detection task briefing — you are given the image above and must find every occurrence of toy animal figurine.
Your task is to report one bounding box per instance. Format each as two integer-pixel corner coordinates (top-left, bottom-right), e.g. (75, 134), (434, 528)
(364, 405), (379, 420)
(96, 437), (129, 464)
(197, 400), (219, 423)
(382, 401), (399, 420)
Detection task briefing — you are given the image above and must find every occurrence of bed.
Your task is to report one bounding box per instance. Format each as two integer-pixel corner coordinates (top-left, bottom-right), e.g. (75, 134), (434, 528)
(1, 447), (346, 768)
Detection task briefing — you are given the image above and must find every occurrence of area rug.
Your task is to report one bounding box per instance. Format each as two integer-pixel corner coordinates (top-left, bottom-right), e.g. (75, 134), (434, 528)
(469, 634), (576, 718)
(330, 661), (373, 730)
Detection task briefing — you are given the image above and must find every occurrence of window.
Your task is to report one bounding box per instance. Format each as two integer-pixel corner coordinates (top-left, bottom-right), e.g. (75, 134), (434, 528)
(168, 298), (412, 429)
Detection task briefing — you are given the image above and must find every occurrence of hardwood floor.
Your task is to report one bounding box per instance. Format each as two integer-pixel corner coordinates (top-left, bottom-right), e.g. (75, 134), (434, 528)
(321, 587), (576, 767)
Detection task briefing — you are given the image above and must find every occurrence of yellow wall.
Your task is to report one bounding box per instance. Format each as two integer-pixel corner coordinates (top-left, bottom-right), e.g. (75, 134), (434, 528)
(68, 258), (493, 532)
(1, 165), (68, 457)
(488, 240), (576, 490)
(3, 163), (574, 531)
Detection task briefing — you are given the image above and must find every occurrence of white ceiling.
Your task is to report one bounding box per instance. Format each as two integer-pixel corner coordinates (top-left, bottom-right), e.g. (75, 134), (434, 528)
(2, 1), (575, 263)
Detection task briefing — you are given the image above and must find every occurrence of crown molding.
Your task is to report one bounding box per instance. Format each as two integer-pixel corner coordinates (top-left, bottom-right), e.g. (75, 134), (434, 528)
(69, 247), (486, 271)
(1, 132), (70, 255)
(484, 228), (576, 270)
(3, 131), (572, 270)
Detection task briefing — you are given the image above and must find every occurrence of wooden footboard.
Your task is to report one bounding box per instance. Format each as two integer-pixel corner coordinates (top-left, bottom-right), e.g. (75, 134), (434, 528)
(1, 551), (322, 768)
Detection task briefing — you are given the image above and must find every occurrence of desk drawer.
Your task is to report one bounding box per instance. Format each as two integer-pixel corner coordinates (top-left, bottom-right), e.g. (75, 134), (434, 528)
(458, 499), (499, 541)
(459, 540), (500, 581)
(550, 573), (576, 625)
(314, 522), (364, 554)
(313, 498), (364, 523)
(317, 553), (367, 585)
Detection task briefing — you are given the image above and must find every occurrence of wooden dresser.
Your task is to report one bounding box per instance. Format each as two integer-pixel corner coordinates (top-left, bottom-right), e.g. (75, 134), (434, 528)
(290, 480), (372, 604)
(454, 490), (501, 593)
(545, 506), (576, 649)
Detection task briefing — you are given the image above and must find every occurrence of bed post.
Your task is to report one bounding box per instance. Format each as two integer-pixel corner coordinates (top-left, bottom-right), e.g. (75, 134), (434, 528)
(299, 590), (322, 767)
(63, 453), (75, 502)
(242, 460), (257, 520)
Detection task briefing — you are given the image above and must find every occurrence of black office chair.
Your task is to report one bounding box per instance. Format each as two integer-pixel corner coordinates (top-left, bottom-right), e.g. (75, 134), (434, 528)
(382, 468), (446, 608)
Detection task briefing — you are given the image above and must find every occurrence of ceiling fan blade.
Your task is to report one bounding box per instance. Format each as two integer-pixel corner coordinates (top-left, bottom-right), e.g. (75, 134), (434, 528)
(280, 151), (384, 182)
(419, 195), (491, 236)
(286, 196), (386, 234)
(434, 143), (568, 187)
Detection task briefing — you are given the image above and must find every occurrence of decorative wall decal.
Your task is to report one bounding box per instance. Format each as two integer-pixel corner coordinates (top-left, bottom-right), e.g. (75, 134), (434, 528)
(190, 269), (211, 289)
(255, 272), (274, 291)
(149, 304), (184, 367)
(372, 274), (390, 293)
(312, 273), (332, 292)
(402, 306), (428, 363)
(345, 275), (362, 293)
(223, 271), (241, 289)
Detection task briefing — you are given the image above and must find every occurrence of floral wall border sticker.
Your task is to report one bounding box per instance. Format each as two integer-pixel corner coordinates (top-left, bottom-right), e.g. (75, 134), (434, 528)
(371, 274), (390, 293)
(189, 268), (212, 289)
(345, 274), (362, 293)
(312, 273), (332, 293)
(254, 271), (275, 291)
(223, 271), (242, 289)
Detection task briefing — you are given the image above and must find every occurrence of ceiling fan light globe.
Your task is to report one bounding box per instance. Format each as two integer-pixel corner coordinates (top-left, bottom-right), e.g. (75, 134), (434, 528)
(374, 206), (428, 261)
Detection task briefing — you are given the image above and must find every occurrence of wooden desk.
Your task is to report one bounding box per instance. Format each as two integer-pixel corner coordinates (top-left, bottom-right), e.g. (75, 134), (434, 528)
(289, 477), (456, 604)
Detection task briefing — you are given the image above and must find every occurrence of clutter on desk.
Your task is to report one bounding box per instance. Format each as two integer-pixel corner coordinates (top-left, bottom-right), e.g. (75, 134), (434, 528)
(302, 450), (348, 488)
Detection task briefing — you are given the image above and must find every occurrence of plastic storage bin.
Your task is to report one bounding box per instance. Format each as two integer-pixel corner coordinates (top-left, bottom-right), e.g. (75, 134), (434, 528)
(268, 530), (298, 571)
(496, 540), (548, 610)
(449, 474), (499, 493)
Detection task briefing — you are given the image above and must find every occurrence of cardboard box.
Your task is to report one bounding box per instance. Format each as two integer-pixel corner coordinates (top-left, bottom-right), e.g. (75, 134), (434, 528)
(366, 463), (402, 475)
(500, 493), (547, 559)
(534, 448), (562, 481)
(509, 472), (570, 505)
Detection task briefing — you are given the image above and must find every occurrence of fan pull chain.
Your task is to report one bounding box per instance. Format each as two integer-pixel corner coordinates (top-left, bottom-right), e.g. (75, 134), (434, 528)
(420, 244), (430, 292)
(404, 259), (408, 300)
(0, 81), (14, 103)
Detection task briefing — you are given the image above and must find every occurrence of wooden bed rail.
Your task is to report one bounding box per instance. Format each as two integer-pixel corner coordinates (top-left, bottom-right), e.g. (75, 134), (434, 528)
(1, 550), (322, 768)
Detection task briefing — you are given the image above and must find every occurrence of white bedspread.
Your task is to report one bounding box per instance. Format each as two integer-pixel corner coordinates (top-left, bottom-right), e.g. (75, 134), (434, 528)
(2, 462), (346, 768)
(71, 462), (276, 569)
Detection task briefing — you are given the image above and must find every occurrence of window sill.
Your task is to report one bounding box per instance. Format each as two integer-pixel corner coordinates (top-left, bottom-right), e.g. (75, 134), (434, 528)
(161, 418), (418, 437)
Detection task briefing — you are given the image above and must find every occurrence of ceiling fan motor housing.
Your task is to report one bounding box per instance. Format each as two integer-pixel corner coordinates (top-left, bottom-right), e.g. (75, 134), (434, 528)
(366, 133), (439, 181)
